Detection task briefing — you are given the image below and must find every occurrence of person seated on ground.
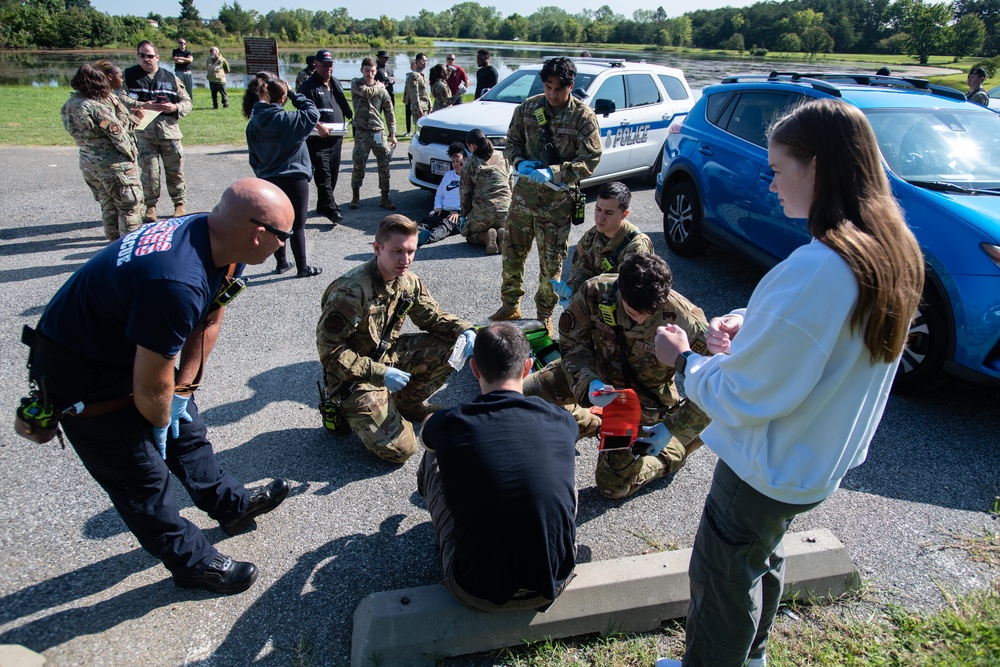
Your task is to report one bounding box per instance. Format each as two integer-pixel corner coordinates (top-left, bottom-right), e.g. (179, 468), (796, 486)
(460, 128), (511, 255)
(418, 322), (578, 612)
(523, 253), (711, 500)
(430, 64), (458, 112)
(550, 181), (653, 307)
(316, 214), (476, 464)
(417, 142), (465, 247)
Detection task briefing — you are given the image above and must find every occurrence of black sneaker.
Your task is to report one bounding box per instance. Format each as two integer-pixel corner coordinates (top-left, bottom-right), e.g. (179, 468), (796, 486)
(221, 478), (290, 536)
(173, 553), (258, 594)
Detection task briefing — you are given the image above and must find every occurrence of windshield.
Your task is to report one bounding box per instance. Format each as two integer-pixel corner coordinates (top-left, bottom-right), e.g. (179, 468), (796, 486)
(480, 69), (597, 105)
(864, 108), (1000, 189)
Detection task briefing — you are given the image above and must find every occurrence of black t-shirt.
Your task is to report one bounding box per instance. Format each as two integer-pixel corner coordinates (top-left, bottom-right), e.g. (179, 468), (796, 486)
(171, 48), (192, 73)
(376, 63), (394, 95)
(476, 65), (499, 99)
(422, 390), (578, 604)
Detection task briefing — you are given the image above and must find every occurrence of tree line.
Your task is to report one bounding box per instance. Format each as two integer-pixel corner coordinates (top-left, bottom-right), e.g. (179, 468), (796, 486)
(2, 0), (998, 65)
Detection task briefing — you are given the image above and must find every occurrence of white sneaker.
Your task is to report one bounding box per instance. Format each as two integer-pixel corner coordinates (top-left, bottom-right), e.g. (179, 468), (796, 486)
(656, 660), (682, 667)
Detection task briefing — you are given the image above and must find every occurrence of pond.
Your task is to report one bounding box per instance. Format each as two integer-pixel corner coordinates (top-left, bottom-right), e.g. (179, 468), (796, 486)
(0, 42), (872, 92)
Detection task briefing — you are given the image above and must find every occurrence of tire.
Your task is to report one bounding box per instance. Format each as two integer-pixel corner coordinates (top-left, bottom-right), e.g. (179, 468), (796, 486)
(663, 180), (707, 257)
(893, 283), (951, 393)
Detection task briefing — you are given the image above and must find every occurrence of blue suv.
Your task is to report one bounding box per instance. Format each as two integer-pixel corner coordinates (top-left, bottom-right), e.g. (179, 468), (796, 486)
(655, 72), (1000, 392)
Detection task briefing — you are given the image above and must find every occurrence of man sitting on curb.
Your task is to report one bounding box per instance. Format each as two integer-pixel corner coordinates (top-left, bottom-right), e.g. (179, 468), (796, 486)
(418, 322), (578, 612)
(416, 142), (465, 247)
(317, 214), (476, 464)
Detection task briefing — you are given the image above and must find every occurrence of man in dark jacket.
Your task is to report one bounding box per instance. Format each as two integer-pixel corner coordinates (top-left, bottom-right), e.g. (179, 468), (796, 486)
(298, 49), (352, 226)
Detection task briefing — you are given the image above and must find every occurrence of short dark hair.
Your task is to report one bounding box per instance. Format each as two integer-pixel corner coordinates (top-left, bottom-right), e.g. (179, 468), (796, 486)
(541, 57), (576, 88)
(71, 63), (112, 99)
(136, 40), (157, 56)
(473, 323), (530, 383)
(415, 52), (426, 61)
(618, 254), (672, 315)
(477, 48), (490, 58)
(306, 55), (316, 66)
(447, 141), (465, 157)
(361, 56), (376, 69)
(466, 128), (493, 159)
(596, 181), (631, 211)
(375, 214), (418, 244)
(970, 66), (987, 78)
(875, 66), (891, 76)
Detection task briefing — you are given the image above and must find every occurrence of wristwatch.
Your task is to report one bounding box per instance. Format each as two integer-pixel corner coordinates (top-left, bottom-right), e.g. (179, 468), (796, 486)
(675, 350), (697, 376)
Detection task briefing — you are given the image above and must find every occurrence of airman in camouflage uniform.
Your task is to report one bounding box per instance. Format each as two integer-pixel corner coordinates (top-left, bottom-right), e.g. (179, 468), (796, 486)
(317, 215), (473, 464)
(123, 41), (192, 221)
(61, 68), (144, 241)
(523, 253), (711, 499)
(460, 150), (511, 254)
(405, 53), (431, 121)
(494, 57), (602, 332)
(564, 182), (653, 293)
(351, 57), (397, 210)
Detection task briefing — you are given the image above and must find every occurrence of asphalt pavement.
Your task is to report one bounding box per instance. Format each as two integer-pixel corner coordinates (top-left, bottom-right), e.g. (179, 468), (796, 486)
(0, 144), (997, 666)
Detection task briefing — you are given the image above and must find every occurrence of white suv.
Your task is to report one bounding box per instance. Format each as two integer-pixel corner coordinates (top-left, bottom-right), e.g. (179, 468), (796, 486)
(407, 58), (695, 190)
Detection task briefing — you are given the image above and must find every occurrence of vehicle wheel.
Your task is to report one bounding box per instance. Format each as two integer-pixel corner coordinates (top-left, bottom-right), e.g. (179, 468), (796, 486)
(663, 181), (707, 257)
(893, 283), (950, 393)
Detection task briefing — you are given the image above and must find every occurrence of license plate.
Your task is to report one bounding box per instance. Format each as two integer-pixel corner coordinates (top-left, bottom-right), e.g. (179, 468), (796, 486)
(430, 159), (450, 176)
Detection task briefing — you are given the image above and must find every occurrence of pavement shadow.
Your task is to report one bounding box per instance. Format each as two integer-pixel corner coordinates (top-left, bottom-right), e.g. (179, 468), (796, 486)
(0, 219), (102, 241)
(0, 261), (87, 285)
(184, 514), (438, 666)
(0, 547), (158, 628)
(200, 360), (319, 426)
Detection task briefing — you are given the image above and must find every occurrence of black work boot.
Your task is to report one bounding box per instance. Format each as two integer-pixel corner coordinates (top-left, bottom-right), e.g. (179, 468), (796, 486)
(173, 553), (258, 595)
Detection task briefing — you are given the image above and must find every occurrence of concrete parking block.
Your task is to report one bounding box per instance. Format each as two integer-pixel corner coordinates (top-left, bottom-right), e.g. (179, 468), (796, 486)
(351, 528), (859, 667)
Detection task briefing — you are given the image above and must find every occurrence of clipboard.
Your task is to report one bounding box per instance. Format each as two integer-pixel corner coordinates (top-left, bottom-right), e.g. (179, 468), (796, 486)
(135, 110), (160, 132)
(310, 122), (349, 137)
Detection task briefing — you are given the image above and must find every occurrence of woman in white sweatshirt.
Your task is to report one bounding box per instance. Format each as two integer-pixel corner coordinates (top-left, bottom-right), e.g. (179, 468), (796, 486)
(654, 99), (925, 667)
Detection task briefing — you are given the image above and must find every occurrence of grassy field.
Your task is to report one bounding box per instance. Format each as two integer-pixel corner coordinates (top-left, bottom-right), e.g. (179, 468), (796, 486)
(0, 85), (451, 146)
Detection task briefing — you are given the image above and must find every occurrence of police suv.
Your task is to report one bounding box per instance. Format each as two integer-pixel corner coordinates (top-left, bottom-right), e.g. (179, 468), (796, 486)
(407, 58), (695, 190)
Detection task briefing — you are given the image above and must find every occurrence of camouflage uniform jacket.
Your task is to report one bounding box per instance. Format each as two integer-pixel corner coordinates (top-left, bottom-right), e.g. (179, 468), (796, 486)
(404, 71), (430, 114)
(317, 259), (472, 389)
(565, 221), (653, 292)
(351, 79), (395, 134)
(61, 92), (140, 169)
(431, 80), (455, 112)
(459, 152), (511, 219)
(559, 273), (709, 412)
(503, 93), (602, 188)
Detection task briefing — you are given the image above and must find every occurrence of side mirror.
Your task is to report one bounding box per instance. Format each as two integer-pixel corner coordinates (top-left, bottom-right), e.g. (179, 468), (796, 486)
(594, 98), (616, 117)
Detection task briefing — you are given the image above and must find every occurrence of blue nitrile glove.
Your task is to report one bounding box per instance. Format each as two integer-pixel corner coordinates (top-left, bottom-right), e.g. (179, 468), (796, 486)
(517, 160), (542, 176)
(459, 329), (477, 360)
(632, 423), (671, 457)
(588, 379), (617, 408)
(151, 426), (168, 460)
(528, 167), (553, 184)
(384, 367), (411, 392)
(458, 216), (467, 233)
(169, 394), (193, 438)
(550, 279), (572, 299)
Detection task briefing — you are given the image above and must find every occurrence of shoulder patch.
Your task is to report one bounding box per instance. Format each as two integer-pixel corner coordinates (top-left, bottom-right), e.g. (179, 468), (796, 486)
(690, 337), (708, 355)
(558, 311), (575, 332)
(322, 313), (348, 336)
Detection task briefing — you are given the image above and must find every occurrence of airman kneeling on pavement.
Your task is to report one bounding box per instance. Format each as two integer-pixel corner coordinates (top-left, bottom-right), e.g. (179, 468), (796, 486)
(316, 215), (476, 464)
(524, 253), (711, 499)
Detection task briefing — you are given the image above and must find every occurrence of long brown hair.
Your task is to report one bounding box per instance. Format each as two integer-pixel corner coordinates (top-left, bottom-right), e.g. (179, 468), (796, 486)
(768, 98), (924, 362)
(242, 71), (288, 119)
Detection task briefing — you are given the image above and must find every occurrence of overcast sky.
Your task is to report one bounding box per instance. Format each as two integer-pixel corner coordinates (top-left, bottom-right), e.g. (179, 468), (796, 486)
(91, 0), (754, 22)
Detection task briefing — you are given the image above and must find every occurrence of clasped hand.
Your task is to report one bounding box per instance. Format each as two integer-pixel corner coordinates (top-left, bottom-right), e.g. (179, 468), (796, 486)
(384, 367), (411, 392)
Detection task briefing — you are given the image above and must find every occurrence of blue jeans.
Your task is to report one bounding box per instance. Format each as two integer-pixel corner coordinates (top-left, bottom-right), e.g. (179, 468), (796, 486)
(684, 461), (819, 666)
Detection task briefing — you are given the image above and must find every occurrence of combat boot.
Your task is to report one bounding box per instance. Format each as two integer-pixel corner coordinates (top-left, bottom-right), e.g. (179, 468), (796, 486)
(496, 227), (508, 252)
(485, 228), (499, 254)
(488, 303), (522, 321)
(537, 308), (555, 338)
(380, 192), (395, 210)
(143, 206), (157, 222)
(173, 204), (186, 217)
(350, 188), (360, 209)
